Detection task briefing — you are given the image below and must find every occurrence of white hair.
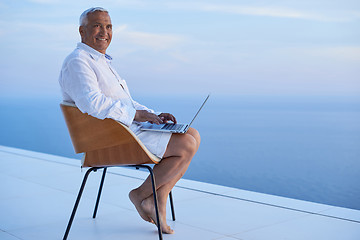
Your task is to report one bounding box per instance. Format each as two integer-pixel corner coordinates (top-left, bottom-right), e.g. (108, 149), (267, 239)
(79, 7), (108, 26)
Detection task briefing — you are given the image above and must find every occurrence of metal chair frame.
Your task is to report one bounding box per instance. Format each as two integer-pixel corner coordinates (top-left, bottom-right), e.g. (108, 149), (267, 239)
(63, 165), (175, 240)
(60, 103), (176, 239)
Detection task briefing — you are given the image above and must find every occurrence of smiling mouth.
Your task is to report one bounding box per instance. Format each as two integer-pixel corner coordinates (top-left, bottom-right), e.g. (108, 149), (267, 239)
(96, 38), (108, 42)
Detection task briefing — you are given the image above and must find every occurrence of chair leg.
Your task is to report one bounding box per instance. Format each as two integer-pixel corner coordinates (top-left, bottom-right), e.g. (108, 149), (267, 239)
(63, 167), (99, 240)
(64, 165), (171, 240)
(93, 167), (107, 218)
(169, 191), (176, 221)
(135, 165), (163, 240)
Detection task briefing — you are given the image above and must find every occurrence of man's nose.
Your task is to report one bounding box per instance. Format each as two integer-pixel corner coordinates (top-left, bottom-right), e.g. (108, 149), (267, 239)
(99, 26), (107, 34)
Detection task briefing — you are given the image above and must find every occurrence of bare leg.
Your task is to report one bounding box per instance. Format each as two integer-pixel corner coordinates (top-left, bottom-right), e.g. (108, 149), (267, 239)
(129, 128), (200, 233)
(140, 155), (193, 233)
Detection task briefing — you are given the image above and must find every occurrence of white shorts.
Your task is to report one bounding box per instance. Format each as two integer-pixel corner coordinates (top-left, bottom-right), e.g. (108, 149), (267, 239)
(130, 122), (172, 159)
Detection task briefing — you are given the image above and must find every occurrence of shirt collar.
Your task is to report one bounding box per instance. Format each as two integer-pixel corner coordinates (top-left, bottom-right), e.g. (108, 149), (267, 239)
(77, 42), (113, 62)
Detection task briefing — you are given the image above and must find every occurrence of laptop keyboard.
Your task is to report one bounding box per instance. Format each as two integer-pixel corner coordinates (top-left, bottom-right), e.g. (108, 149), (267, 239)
(161, 123), (184, 131)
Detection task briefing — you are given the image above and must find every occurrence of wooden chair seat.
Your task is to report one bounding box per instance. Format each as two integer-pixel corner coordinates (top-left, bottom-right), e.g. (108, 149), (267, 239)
(60, 102), (160, 167)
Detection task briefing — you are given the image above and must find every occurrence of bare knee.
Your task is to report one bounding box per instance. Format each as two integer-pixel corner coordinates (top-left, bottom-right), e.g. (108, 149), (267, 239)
(163, 133), (198, 160)
(182, 133), (198, 157)
(187, 127), (201, 148)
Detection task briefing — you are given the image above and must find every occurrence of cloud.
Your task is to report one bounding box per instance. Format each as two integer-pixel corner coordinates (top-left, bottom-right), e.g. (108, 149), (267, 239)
(166, 2), (360, 22)
(318, 46), (360, 61)
(202, 4), (320, 19)
(0, 20), (79, 56)
(27, 0), (61, 4)
(113, 24), (187, 51)
(278, 46), (360, 62)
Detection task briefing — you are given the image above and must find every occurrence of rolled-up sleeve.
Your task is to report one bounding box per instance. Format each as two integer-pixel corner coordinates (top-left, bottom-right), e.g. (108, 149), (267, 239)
(60, 58), (136, 127)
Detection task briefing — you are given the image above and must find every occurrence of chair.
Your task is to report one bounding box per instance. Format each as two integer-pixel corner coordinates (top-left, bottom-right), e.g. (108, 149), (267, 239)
(60, 102), (175, 240)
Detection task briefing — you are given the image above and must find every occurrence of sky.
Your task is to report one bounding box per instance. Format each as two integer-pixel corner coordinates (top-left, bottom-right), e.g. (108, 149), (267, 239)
(0, 0), (359, 98)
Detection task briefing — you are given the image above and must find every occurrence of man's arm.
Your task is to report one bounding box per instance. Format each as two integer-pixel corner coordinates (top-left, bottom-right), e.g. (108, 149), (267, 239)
(132, 100), (177, 124)
(60, 58), (136, 126)
(134, 110), (163, 124)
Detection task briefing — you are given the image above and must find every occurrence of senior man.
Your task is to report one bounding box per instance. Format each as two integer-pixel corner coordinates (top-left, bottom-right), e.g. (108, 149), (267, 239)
(59, 7), (200, 234)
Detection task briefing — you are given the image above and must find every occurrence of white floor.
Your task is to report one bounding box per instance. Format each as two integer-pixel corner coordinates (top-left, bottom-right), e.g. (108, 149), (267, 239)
(1, 145), (359, 240)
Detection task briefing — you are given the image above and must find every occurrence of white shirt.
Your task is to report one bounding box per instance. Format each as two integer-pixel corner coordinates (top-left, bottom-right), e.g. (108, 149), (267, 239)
(59, 43), (156, 129)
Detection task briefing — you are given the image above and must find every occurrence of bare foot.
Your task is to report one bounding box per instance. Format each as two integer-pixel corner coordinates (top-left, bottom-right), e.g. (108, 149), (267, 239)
(129, 189), (153, 223)
(142, 196), (174, 234)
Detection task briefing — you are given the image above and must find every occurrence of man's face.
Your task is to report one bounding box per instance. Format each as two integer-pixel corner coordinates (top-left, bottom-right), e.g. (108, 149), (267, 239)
(79, 11), (112, 54)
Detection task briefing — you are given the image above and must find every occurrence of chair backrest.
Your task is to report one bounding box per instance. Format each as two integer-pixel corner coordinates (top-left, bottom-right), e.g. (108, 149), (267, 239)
(60, 103), (160, 167)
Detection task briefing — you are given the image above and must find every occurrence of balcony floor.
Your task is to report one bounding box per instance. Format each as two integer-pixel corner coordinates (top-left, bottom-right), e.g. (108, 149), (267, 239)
(1, 145), (359, 240)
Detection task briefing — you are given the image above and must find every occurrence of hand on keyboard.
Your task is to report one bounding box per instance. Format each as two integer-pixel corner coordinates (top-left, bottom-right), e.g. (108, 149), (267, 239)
(135, 110), (163, 124)
(158, 113), (177, 124)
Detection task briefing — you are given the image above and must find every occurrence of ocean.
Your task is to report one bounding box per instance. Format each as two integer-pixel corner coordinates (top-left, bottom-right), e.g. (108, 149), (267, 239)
(1, 95), (359, 210)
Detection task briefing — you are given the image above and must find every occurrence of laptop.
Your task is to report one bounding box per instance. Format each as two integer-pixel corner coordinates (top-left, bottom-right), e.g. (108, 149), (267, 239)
(140, 94), (210, 134)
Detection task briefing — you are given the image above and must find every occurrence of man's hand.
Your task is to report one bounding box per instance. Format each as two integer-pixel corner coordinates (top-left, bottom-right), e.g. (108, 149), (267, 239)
(134, 110), (163, 124)
(159, 113), (177, 124)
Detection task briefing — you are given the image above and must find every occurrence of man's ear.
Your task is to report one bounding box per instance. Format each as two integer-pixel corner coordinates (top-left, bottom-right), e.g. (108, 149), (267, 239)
(79, 26), (84, 38)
